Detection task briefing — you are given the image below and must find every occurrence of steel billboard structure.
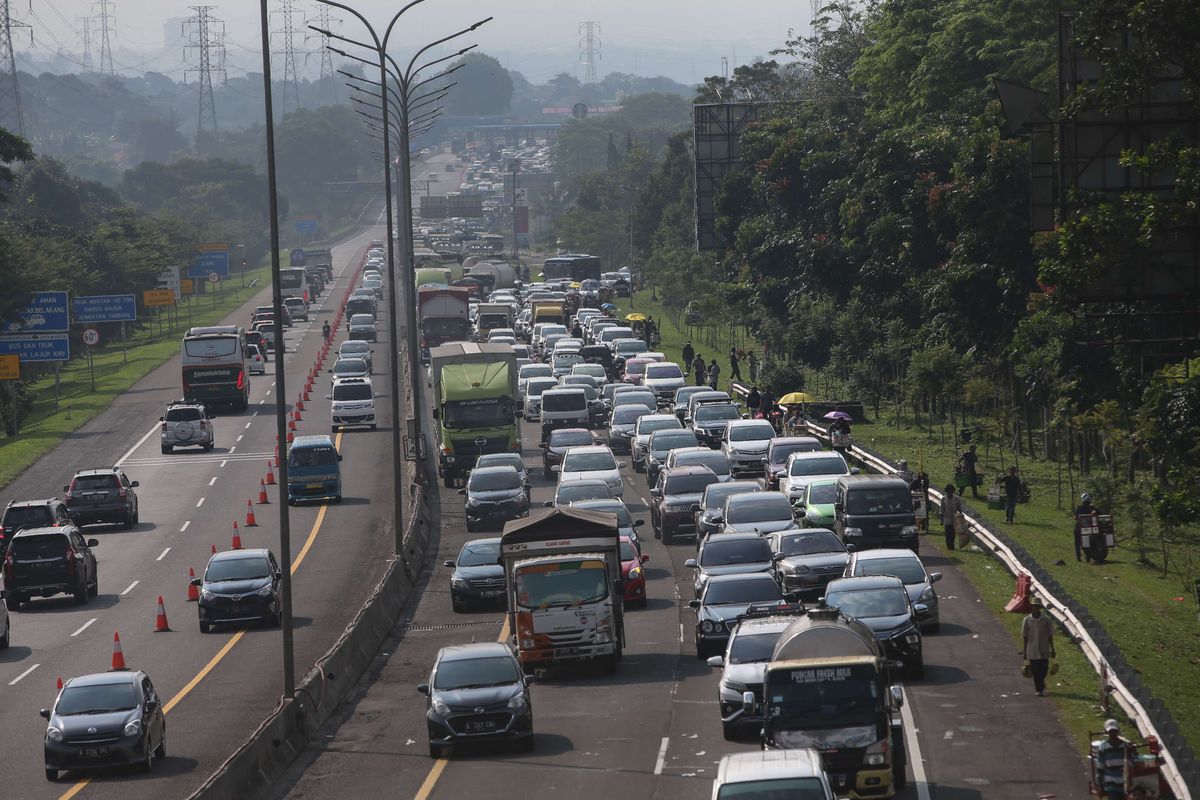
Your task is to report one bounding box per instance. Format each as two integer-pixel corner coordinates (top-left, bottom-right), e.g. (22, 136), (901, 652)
(692, 102), (760, 251)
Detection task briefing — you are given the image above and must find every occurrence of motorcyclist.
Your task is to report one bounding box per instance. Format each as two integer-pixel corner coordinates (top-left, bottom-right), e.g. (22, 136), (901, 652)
(1074, 492), (1097, 562)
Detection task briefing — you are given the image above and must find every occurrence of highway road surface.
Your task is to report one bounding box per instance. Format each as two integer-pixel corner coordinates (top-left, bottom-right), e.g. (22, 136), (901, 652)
(0, 219), (411, 799)
(271, 374), (1092, 799)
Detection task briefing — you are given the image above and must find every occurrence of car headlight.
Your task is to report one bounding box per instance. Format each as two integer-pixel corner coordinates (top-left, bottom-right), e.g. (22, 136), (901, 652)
(905, 633), (921, 646)
(627, 567), (642, 580)
(201, 590), (215, 602)
(430, 696), (450, 715)
(920, 587), (936, 603)
(451, 577), (468, 589)
(607, 478), (622, 488)
(865, 752), (886, 766)
(901, 525), (918, 537)
(507, 692), (528, 711)
(46, 726), (63, 743)
(257, 585), (273, 597)
(843, 527), (863, 537)
(124, 719), (141, 737)
(466, 497), (481, 508)
(788, 563), (811, 574)
(700, 620), (715, 634)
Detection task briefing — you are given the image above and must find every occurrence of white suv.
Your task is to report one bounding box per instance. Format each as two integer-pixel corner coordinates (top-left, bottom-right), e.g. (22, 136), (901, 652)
(330, 377), (376, 431)
(721, 419), (777, 476)
(160, 401), (215, 454)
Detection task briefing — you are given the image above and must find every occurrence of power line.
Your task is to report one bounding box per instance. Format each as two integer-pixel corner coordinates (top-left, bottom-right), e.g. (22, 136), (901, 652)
(271, 0), (302, 114)
(92, 0), (115, 75)
(0, 0), (30, 135)
(578, 20), (601, 85)
(183, 5), (224, 148)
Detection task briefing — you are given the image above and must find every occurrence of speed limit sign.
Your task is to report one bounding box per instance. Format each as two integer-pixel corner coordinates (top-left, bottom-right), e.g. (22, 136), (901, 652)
(81, 328), (101, 347)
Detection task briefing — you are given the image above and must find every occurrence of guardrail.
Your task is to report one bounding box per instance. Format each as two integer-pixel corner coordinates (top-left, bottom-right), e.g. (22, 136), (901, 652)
(727, 381), (1195, 799)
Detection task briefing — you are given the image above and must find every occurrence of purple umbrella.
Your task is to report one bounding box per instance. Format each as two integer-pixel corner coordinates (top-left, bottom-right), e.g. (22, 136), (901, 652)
(823, 411), (852, 421)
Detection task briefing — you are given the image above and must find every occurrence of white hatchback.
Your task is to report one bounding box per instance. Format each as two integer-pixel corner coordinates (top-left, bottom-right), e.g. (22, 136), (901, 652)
(555, 444), (625, 497)
(779, 451), (852, 500)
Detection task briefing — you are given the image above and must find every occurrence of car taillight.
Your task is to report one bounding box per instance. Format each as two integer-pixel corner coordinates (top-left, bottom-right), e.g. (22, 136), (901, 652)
(161, 420), (167, 430)
(65, 546), (77, 577)
(3, 552), (11, 581)
(117, 486), (127, 497)
(236, 370), (245, 390)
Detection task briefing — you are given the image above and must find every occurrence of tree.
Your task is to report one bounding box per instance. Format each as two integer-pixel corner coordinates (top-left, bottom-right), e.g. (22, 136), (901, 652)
(443, 53), (513, 116)
(606, 132), (622, 171)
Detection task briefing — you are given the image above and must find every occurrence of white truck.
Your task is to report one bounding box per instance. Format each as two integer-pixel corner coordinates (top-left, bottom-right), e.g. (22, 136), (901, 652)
(500, 506), (625, 673)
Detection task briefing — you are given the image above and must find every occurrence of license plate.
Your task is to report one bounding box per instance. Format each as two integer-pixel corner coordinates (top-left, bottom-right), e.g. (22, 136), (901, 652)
(228, 605), (241, 614)
(81, 747), (109, 758)
(465, 720), (497, 732)
(481, 590), (503, 597)
(306, 482), (324, 489)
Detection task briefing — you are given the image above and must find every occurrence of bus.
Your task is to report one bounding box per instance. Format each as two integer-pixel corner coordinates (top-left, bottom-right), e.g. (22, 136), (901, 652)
(543, 254), (601, 282)
(280, 267), (308, 303)
(182, 326), (250, 411)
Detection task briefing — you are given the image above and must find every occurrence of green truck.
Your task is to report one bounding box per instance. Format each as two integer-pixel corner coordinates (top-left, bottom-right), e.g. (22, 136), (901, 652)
(429, 343), (520, 487)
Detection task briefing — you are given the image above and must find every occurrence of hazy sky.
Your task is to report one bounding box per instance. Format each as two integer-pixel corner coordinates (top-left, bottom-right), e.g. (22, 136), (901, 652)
(18, 0), (812, 85)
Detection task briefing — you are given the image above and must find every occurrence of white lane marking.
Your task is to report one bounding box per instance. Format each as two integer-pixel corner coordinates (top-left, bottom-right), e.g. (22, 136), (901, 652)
(258, 400), (265, 405)
(900, 687), (932, 800)
(654, 736), (670, 775)
(229, 446), (237, 454)
(244, 422), (252, 429)
(679, 623), (684, 643)
(253, 410), (260, 416)
(236, 434), (243, 443)
(116, 423), (160, 467)
(121, 580), (139, 596)
(9, 663), (40, 685)
(265, 391), (271, 397)
(70, 618), (97, 637)
(180, 521), (191, 532)
(196, 497), (205, 508)
(208, 476), (217, 486)
(156, 547), (171, 561)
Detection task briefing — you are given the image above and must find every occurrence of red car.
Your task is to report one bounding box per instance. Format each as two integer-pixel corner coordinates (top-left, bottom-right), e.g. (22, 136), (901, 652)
(619, 535), (649, 608)
(622, 357), (653, 385)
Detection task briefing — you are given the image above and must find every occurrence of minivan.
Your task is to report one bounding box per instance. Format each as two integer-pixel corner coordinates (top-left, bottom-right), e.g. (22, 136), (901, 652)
(833, 475), (920, 552)
(538, 388), (589, 441)
(286, 435), (343, 504)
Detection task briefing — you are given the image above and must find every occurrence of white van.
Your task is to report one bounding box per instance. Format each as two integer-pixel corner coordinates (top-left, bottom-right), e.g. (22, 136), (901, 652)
(330, 377), (376, 431)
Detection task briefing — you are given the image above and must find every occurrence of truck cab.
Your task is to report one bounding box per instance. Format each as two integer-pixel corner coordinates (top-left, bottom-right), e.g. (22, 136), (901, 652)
(430, 343), (519, 488)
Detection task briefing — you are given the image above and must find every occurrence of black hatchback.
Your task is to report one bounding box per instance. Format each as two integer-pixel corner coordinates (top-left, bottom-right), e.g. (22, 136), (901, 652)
(193, 549), (282, 632)
(4, 526), (99, 609)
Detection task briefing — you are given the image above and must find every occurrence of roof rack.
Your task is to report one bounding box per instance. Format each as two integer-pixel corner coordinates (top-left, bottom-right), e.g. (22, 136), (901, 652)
(736, 602), (809, 625)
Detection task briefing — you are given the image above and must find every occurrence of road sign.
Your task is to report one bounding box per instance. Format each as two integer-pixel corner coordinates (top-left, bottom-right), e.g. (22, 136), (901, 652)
(143, 289), (176, 308)
(514, 187), (529, 207)
(3, 291), (70, 333)
(73, 294), (136, 324)
(572, 102), (588, 119)
(180, 279), (195, 296)
(0, 334), (70, 362)
(189, 244), (230, 278)
(158, 266), (182, 301)
(0, 354), (18, 380)
(294, 217), (318, 234)
(208, 271), (221, 284)
(81, 328), (101, 347)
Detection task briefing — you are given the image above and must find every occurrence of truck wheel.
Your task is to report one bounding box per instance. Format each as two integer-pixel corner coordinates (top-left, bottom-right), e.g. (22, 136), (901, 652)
(893, 758), (908, 790)
(6, 593), (20, 611)
(443, 473), (455, 488)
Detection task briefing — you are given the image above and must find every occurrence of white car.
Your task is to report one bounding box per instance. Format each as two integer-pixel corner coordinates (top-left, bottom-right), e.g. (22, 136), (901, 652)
(721, 419), (777, 476)
(330, 376), (376, 431)
(247, 343), (266, 375)
(778, 451), (853, 501)
(666, 446), (733, 482)
(642, 361), (686, 402)
(522, 376), (559, 421)
(571, 363), (608, 387)
(518, 363), (554, 396)
(555, 444), (624, 497)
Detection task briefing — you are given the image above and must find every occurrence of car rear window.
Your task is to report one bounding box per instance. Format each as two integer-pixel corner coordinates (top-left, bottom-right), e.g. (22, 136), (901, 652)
(11, 533), (67, 559)
(549, 430), (593, 447)
(165, 407), (204, 421)
(71, 475), (117, 491)
(700, 538), (772, 566)
(3, 506), (53, 528)
(664, 472), (719, 494)
(542, 392), (586, 412)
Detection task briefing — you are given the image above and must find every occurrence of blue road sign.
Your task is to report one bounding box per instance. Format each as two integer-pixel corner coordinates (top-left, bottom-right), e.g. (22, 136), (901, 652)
(294, 218), (318, 234)
(73, 294), (137, 324)
(3, 291), (70, 334)
(188, 249), (230, 278)
(0, 334), (70, 361)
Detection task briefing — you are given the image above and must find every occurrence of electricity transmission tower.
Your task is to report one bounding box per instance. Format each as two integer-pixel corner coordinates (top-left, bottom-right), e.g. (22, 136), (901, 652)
(306, 2), (338, 103)
(578, 21), (600, 85)
(78, 17), (93, 71)
(271, 0), (302, 114)
(92, 0), (115, 75)
(0, 0), (30, 135)
(184, 6), (224, 148)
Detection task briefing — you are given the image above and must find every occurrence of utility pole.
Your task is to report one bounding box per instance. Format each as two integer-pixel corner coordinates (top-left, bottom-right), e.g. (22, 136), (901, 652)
(272, 0), (302, 114)
(184, 6), (224, 150)
(306, 2), (339, 104)
(93, 0), (116, 75)
(0, 0), (29, 136)
(578, 21), (600, 85)
(78, 17), (93, 72)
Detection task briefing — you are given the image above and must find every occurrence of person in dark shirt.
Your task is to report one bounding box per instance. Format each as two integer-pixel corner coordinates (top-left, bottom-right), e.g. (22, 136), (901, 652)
(959, 444), (980, 497)
(746, 386), (761, 417)
(1074, 492), (1096, 562)
(1001, 466), (1022, 523)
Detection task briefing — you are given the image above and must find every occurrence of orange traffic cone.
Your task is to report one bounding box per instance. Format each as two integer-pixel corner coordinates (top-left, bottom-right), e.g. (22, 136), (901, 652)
(288, 416), (297, 431)
(302, 386), (311, 401)
(110, 631), (128, 671)
(154, 595), (171, 632)
(293, 407), (303, 422)
(57, 676), (63, 691)
(245, 499), (258, 527)
(286, 430), (295, 444)
(231, 522), (243, 550)
(187, 568), (199, 601)
(296, 395), (305, 411)
(265, 461), (276, 485)
(258, 479), (270, 504)
(211, 543), (217, 556)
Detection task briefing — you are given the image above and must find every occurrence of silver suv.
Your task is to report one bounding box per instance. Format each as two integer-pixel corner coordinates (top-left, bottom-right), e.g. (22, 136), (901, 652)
(160, 401), (215, 454)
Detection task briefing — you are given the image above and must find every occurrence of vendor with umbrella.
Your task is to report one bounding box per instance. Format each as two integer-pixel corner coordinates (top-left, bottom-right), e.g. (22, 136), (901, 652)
(778, 391), (814, 433)
(825, 410), (853, 452)
(625, 312), (647, 341)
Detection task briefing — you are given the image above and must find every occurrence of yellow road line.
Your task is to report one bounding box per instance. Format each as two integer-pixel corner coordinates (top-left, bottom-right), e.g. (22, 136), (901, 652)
(57, 431), (344, 800)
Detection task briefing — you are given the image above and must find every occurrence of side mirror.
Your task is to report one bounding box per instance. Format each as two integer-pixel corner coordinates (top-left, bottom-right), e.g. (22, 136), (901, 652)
(617, 462), (626, 469)
(633, 519), (645, 527)
(158, 416), (165, 422)
(834, 502), (844, 513)
(845, 543), (856, 552)
(524, 674), (536, 685)
(539, 442), (548, 449)
(890, 685), (904, 709)
(86, 538), (99, 547)
(706, 655), (725, 667)
(913, 603), (931, 620)
(338, 454), (343, 462)
(640, 554), (650, 563)
(0, 589), (6, 599)
(40, 708), (51, 719)
(457, 488), (466, 495)
(130, 480), (140, 488)
(144, 699), (158, 713)
(417, 683), (430, 695)
(687, 599), (701, 610)
(683, 558), (698, 569)
(190, 578), (202, 587)
(930, 572), (943, 583)
(850, 467), (861, 475)
(443, 559), (455, 568)
(63, 485), (70, 493)
(772, 553), (785, 562)
(325, 395), (332, 400)
(711, 515), (724, 524)
(542, 500), (553, 507)
(649, 488), (661, 497)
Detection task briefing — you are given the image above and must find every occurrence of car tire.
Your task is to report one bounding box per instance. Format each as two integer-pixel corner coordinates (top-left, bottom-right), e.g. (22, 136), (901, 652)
(722, 725), (739, 742)
(199, 620), (211, 634)
(893, 757), (908, 790)
(74, 584), (88, 605)
(926, 622), (940, 634)
(204, 441), (214, 452)
(0, 617), (9, 648)
(133, 505), (140, 525)
(428, 743), (444, 759)
(333, 495), (342, 504)
(543, 467), (552, 480)
(138, 742), (153, 773)
(89, 569), (98, 598)
(451, 596), (466, 613)
(6, 593), (21, 611)
(154, 728), (167, 759)
(161, 445), (172, 455)
(908, 658), (925, 681)
(45, 768), (57, 782)
(518, 735), (535, 753)
(663, 527), (674, 545)
(369, 424), (377, 431)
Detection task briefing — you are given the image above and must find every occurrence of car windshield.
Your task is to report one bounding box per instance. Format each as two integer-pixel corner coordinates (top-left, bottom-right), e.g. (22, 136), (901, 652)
(575, 502), (632, 527)
(728, 631), (783, 665)
(675, 452), (730, 474)
(165, 407), (204, 421)
(549, 430), (593, 448)
(806, 483), (838, 504)
(730, 424), (774, 442)
(350, 315), (374, 326)
(615, 394), (655, 409)
(553, 356), (582, 367)
(665, 472), (719, 494)
(625, 360), (649, 375)
(651, 431), (697, 451)
(767, 663), (881, 731)
(727, 496), (793, 523)
(826, 587), (909, 618)
(562, 452), (617, 472)
(3, 506), (52, 528)
(716, 778), (829, 799)
(703, 578), (781, 605)
(334, 359), (368, 375)
(289, 445), (338, 468)
(206, 556), (272, 582)
(619, 541), (639, 561)
(789, 456), (848, 476)
(526, 380), (556, 397)
(779, 531), (845, 556)
(477, 455), (523, 473)
(71, 475), (117, 491)
(645, 364), (683, 380)
(701, 538), (772, 566)
(468, 470), (521, 491)
(555, 483), (611, 503)
(515, 561), (608, 608)
(574, 365), (605, 377)
(542, 392), (585, 412)
(846, 488), (913, 515)
(55, 683), (140, 716)
(433, 655), (520, 690)
(457, 541), (501, 567)
(696, 405), (740, 422)
(332, 383), (372, 401)
(612, 407), (649, 425)
(703, 485), (759, 510)
(855, 557), (926, 584)
(340, 342), (369, 355)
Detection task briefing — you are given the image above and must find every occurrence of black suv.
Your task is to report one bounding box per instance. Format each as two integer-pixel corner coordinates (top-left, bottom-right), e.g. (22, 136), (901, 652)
(2, 498), (72, 555)
(193, 548), (282, 633)
(63, 468), (139, 529)
(4, 526), (99, 609)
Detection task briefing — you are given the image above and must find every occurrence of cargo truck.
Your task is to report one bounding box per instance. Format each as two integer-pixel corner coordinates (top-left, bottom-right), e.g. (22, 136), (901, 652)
(429, 343), (519, 487)
(531, 300), (567, 328)
(748, 605), (908, 799)
(500, 507), (625, 673)
(465, 261), (517, 294)
(415, 266), (453, 288)
(418, 286), (471, 361)
(475, 302), (514, 337)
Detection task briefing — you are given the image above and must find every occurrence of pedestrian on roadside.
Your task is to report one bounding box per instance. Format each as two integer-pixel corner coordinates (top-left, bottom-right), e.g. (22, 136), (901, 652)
(322, 320), (331, 343)
(707, 359), (721, 389)
(1020, 600), (1055, 697)
(682, 341), (695, 376)
(729, 348), (742, 381)
(693, 354), (707, 386)
(1002, 466), (1022, 523)
(746, 386), (761, 417)
(1097, 719), (1132, 799)
(748, 351), (759, 381)
(959, 444), (980, 498)
(940, 484), (964, 551)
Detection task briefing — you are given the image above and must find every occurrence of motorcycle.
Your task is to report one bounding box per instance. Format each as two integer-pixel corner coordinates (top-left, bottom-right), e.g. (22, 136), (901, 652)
(1077, 512), (1115, 563)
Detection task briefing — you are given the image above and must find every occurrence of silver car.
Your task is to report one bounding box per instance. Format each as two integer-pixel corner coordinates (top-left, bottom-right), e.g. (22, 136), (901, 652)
(844, 548), (942, 631)
(160, 401), (215, 453)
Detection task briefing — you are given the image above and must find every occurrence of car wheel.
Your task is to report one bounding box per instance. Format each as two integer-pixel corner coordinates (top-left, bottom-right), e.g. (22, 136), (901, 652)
(722, 725), (739, 742)
(428, 743), (445, 759)
(451, 596), (466, 613)
(0, 617), (9, 648)
(369, 424), (377, 431)
(199, 620), (211, 634)
(89, 569), (99, 597)
(45, 768), (57, 782)
(443, 473), (455, 488)
(926, 621), (940, 634)
(204, 441), (214, 452)
(333, 495), (342, 504)
(465, 522), (477, 533)
(138, 741), (153, 773)
(133, 505), (140, 525)
(74, 584), (88, 605)
(908, 658), (925, 681)
(6, 593), (21, 611)
(161, 445), (172, 455)
(892, 756), (908, 790)
(123, 513), (134, 530)
(154, 727), (167, 759)
(543, 467), (552, 480)
(518, 735), (535, 753)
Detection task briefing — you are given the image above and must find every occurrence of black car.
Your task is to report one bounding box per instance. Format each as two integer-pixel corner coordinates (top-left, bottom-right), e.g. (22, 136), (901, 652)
(688, 572), (786, 659)
(42, 670), (166, 781)
(419, 642), (534, 758)
(645, 428), (700, 488)
(607, 405), (651, 454)
(684, 531), (775, 599)
(62, 467), (139, 529)
(696, 481), (762, 544)
(650, 466), (720, 544)
(460, 466), (530, 532)
(767, 528), (850, 597)
(4, 526), (99, 609)
(193, 548), (282, 632)
(824, 575), (928, 678)
(691, 403), (742, 448)
(445, 538), (505, 612)
(579, 344), (615, 379)
(2, 498), (73, 555)
(541, 427), (595, 480)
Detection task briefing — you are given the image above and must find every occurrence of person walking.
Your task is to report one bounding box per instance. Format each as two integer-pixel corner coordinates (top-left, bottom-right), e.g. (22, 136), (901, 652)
(959, 444), (980, 498)
(321, 320), (331, 343)
(682, 341), (695, 376)
(1097, 719), (1132, 799)
(747, 351), (758, 381)
(746, 386), (761, 417)
(692, 354), (707, 386)
(940, 484), (964, 551)
(1020, 600), (1055, 696)
(1002, 466), (1022, 523)
(707, 359), (721, 389)
(729, 348), (742, 381)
